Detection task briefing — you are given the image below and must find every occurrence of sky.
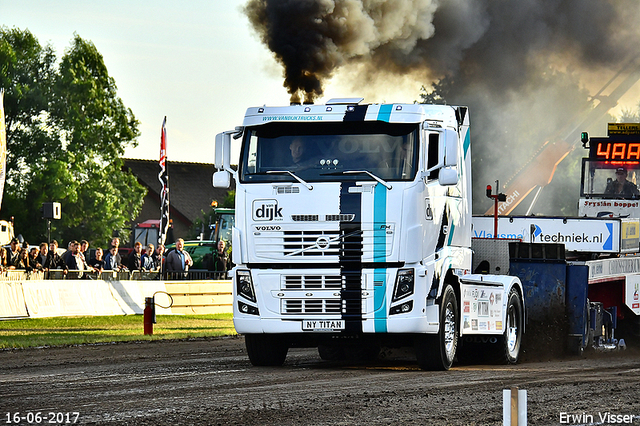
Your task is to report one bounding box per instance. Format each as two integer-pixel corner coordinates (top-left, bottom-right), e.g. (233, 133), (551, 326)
(0, 0), (347, 164)
(3, 1), (639, 168)
(1, 0), (422, 165)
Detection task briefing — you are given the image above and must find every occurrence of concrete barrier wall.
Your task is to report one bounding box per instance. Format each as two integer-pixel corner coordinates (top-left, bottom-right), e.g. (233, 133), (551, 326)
(165, 282), (234, 315)
(0, 281), (28, 318)
(0, 279), (233, 319)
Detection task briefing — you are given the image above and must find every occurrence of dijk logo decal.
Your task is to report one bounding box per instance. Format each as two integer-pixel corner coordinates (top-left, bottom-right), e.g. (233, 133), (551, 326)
(253, 199), (283, 221)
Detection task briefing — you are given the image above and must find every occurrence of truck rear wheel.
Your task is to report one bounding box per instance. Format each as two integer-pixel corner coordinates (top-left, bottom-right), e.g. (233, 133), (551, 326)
(495, 288), (523, 364)
(245, 334), (289, 366)
(415, 285), (459, 370)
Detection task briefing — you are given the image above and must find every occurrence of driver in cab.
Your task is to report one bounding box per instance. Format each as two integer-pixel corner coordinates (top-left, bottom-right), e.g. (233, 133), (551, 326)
(605, 167), (639, 198)
(289, 138), (317, 170)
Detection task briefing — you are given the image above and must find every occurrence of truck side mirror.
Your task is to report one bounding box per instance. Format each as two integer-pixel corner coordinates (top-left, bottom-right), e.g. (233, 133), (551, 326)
(425, 129), (458, 176)
(213, 170), (230, 188)
(214, 130), (237, 188)
(444, 129), (458, 167)
(214, 132), (232, 171)
(438, 166), (459, 186)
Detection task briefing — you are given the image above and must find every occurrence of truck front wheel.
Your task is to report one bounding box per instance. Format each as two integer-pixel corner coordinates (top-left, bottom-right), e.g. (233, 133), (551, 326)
(245, 334), (289, 366)
(318, 344), (345, 361)
(496, 289), (524, 364)
(415, 285), (459, 370)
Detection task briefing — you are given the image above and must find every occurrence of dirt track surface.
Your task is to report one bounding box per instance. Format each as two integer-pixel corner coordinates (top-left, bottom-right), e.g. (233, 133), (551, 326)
(1, 337), (639, 426)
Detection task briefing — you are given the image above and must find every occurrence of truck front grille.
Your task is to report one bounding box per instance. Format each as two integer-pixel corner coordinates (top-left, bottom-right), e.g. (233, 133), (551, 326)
(283, 230), (341, 256)
(291, 215), (319, 221)
(283, 274), (342, 289)
(253, 227), (392, 259)
(282, 298), (341, 314)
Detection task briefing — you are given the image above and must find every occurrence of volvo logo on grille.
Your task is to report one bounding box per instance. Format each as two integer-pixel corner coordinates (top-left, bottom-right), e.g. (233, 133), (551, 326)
(316, 236), (331, 249)
(255, 225), (281, 231)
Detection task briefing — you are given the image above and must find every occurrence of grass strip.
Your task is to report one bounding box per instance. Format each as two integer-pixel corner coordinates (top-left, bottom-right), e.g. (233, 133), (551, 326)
(0, 314), (236, 349)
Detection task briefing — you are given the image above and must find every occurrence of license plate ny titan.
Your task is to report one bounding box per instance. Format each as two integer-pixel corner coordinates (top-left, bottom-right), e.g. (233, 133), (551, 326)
(302, 319), (345, 331)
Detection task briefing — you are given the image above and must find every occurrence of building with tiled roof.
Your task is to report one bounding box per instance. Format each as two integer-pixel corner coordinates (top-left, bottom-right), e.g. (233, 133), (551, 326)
(123, 159), (234, 243)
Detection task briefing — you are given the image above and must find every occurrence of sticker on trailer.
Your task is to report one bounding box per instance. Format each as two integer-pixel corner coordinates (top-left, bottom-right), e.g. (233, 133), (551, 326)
(460, 284), (504, 334)
(472, 216), (620, 253)
(626, 275), (640, 315)
(587, 257), (640, 281)
(578, 199), (640, 220)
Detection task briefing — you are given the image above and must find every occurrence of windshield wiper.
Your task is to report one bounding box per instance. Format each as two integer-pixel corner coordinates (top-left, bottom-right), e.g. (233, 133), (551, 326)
(266, 170), (313, 190)
(323, 170), (392, 189)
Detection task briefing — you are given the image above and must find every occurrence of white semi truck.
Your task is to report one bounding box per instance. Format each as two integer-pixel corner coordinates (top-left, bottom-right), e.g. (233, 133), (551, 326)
(213, 98), (525, 370)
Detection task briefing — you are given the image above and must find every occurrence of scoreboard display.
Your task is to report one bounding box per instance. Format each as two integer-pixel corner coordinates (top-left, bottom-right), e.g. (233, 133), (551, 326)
(590, 138), (640, 161)
(589, 123), (640, 162)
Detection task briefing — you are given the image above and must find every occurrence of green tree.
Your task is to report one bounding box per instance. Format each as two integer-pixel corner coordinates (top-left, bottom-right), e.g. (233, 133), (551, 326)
(619, 102), (640, 123)
(0, 28), (145, 247)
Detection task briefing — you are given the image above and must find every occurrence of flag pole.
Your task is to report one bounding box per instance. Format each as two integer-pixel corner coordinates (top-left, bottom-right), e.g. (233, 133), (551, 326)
(158, 116), (169, 249)
(0, 89), (7, 210)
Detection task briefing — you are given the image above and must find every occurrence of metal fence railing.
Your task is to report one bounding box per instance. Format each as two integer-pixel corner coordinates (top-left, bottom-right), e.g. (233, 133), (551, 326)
(0, 269), (229, 282)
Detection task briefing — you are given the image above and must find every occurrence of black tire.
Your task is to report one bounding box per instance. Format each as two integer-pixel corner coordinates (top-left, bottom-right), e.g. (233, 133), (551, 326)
(245, 334), (289, 366)
(318, 344), (380, 363)
(345, 344), (380, 363)
(415, 285), (459, 370)
(494, 288), (523, 364)
(318, 344), (346, 361)
(570, 299), (591, 356)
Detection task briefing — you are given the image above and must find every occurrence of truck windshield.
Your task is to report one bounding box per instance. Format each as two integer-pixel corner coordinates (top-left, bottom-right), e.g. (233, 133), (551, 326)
(581, 159), (640, 199)
(239, 121), (419, 183)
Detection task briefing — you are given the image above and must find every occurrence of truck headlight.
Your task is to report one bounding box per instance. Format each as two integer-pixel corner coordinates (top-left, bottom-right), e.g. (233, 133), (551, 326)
(390, 300), (413, 315)
(392, 269), (414, 302)
(237, 270), (256, 302)
(238, 301), (259, 315)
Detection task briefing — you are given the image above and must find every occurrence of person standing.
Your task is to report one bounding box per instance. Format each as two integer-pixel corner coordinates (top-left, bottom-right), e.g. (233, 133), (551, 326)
(0, 247), (8, 271)
(63, 240), (75, 266)
(165, 238), (193, 278)
(88, 247), (105, 274)
(110, 237), (120, 250)
(7, 238), (21, 269)
(28, 247), (43, 272)
(128, 242), (143, 272)
(14, 249), (30, 271)
(104, 245), (122, 271)
(141, 244), (155, 271)
(37, 242), (48, 267)
(44, 240), (67, 271)
(213, 240), (229, 279)
(67, 241), (90, 278)
(79, 240), (90, 263)
(109, 237), (122, 265)
(152, 244), (165, 272)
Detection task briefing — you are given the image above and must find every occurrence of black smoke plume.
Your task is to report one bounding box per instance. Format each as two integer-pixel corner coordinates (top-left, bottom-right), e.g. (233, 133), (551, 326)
(245, 0), (639, 102)
(244, 0), (640, 214)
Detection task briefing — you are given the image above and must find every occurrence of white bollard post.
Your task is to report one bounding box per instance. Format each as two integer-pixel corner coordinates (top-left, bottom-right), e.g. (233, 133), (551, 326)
(503, 387), (527, 426)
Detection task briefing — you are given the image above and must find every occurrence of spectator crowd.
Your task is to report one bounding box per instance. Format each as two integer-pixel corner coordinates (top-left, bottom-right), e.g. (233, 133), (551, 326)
(0, 236), (230, 279)
(0, 237), (162, 276)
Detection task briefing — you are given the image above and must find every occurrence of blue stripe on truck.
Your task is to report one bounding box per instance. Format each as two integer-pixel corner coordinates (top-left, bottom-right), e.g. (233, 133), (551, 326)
(374, 183), (388, 332)
(377, 104), (393, 122)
